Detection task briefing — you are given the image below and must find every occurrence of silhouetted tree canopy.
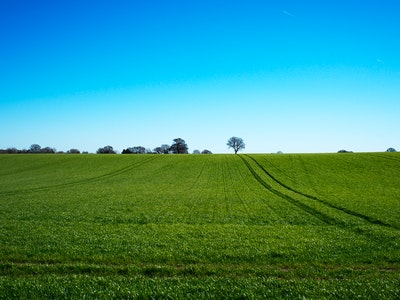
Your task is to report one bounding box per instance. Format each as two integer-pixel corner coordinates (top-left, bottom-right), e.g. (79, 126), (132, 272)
(29, 144), (41, 153)
(153, 147), (162, 154)
(6, 148), (18, 154)
(386, 147), (397, 152)
(170, 138), (188, 154)
(97, 145), (116, 154)
(67, 149), (81, 154)
(41, 147), (56, 154)
(122, 146), (147, 154)
(154, 144), (170, 154)
(201, 149), (212, 154)
(227, 137), (245, 154)
(160, 144), (170, 154)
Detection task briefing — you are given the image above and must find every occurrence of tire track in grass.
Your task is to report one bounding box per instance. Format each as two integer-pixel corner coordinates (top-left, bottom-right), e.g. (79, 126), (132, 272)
(211, 159), (225, 223)
(221, 157), (230, 220)
(295, 155), (320, 196)
(226, 157), (252, 220)
(239, 155), (337, 225)
(188, 156), (208, 191)
(185, 157), (211, 224)
(223, 155), (250, 223)
(244, 155), (397, 230)
(233, 156), (285, 224)
(0, 156), (161, 196)
(225, 157), (274, 224)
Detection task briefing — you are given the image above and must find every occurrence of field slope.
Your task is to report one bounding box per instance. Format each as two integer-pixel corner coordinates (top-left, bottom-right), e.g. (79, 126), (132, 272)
(0, 153), (399, 299)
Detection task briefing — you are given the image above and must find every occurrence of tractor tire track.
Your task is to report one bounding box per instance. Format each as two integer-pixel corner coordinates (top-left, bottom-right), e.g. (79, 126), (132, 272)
(238, 155), (338, 225)
(295, 155), (320, 197)
(243, 155), (397, 230)
(0, 156), (160, 196)
(188, 157), (208, 191)
(227, 157), (252, 219)
(233, 156), (287, 224)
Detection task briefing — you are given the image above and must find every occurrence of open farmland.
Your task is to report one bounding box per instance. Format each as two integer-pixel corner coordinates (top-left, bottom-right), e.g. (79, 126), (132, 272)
(0, 153), (399, 299)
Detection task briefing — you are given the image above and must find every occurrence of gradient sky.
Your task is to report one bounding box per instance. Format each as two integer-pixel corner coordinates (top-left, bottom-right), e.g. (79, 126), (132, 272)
(1, 0), (399, 153)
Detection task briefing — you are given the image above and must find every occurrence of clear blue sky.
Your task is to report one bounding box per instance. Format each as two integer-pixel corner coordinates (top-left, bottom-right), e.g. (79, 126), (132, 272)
(1, 0), (399, 153)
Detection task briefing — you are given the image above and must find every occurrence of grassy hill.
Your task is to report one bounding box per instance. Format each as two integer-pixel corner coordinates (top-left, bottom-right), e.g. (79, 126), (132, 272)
(0, 153), (399, 298)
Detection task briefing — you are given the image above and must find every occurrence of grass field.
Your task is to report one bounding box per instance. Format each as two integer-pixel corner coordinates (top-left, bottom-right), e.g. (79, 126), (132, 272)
(0, 153), (399, 299)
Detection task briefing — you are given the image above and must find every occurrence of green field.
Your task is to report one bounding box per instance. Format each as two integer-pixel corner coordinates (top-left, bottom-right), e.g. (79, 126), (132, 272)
(0, 153), (399, 299)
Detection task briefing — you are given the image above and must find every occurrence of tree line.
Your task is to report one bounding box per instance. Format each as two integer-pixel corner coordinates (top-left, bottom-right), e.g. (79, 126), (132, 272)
(2, 138), (397, 154)
(0, 138), (216, 155)
(0, 144), (87, 154)
(101, 138), (213, 154)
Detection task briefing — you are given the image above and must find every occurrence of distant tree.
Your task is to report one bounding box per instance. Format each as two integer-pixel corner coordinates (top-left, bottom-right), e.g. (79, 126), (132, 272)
(122, 146), (146, 154)
(337, 150), (353, 153)
(67, 149), (80, 154)
(41, 146), (56, 153)
(153, 147), (163, 154)
(0, 148), (17, 154)
(29, 144), (41, 153)
(227, 137), (245, 154)
(386, 147), (397, 152)
(133, 146), (146, 154)
(154, 144), (171, 154)
(6, 147), (18, 154)
(160, 144), (170, 154)
(170, 138), (188, 154)
(201, 149), (212, 154)
(193, 149), (200, 154)
(97, 145), (116, 154)
(122, 148), (132, 154)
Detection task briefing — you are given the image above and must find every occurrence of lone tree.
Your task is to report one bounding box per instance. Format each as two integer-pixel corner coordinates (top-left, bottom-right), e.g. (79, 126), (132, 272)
(227, 136), (245, 154)
(170, 138), (188, 154)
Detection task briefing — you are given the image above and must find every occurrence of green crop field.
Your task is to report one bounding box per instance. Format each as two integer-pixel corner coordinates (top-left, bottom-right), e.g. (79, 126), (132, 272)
(0, 153), (399, 299)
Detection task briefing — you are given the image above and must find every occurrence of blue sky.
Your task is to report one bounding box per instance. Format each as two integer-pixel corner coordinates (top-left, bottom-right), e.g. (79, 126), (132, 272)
(1, 0), (399, 153)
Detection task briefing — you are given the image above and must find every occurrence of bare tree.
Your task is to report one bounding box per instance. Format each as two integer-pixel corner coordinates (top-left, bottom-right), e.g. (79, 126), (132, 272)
(227, 137), (245, 154)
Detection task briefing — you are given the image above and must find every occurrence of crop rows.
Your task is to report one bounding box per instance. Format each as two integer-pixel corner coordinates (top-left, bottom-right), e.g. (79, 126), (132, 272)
(0, 153), (399, 298)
